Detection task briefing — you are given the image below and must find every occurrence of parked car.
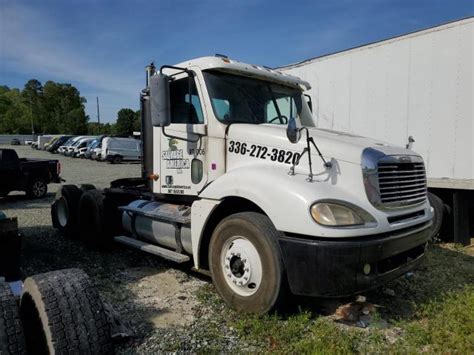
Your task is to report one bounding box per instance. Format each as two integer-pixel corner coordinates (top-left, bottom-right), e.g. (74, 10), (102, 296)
(10, 139), (21, 146)
(58, 136), (86, 155)
(82, 138), (101, 159)
(72, 137), (97, 158)
(47, 135), (74, 153)
(101, 137), (141, 163)
(0, 149), (62, 198)
(36, 136), (54, 150)
(24, 140), (34, 146)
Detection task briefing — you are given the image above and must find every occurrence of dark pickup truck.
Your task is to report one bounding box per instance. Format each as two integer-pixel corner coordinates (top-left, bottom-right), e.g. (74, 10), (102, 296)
(0, 149), (62, 199)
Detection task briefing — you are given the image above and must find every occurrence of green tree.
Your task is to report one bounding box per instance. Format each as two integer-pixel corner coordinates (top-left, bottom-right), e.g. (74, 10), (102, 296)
(133, 110), (141, 132)
(114, 108), (135, 136)
(0, 79), (88, 134)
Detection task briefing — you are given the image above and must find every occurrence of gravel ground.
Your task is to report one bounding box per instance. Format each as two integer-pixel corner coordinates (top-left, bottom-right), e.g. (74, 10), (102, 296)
(0, 145), (240, 352)
(4, 145), (467, 353)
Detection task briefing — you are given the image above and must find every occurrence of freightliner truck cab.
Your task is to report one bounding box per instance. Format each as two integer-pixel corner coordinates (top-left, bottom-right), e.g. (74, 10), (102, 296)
(52, 55), (433, 314)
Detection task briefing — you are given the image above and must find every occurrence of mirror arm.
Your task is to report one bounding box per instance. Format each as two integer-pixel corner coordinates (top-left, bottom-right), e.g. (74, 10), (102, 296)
(160, 65), (190, 76)
(161, 126), (200, 143)
(288, 127), (332, 180)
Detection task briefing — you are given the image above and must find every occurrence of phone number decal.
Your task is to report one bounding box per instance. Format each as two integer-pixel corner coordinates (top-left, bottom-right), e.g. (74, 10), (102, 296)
(228, 141), (300, 165)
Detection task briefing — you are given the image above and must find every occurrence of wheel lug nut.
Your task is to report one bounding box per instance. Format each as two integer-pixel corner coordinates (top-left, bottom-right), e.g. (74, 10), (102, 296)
(244, 277), (248, 281)
(227, 274), (231, 278)
(245, 268), (249, 272)
(232, 280), (237, 284)
(237, 253), (241, 257)
(225, 265), (229, 269)
(242, 259), (247, 263)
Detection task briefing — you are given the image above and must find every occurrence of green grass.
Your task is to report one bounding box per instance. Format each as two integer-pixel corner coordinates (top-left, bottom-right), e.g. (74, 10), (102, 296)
(198, 242), (474, 353)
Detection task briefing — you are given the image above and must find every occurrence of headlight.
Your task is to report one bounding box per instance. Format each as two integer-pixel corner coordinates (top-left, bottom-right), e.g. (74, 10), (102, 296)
(311, 203), (364, 226)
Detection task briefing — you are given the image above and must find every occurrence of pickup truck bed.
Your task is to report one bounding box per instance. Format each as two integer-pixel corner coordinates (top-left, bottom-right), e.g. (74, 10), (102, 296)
(0, 149), (62, 199)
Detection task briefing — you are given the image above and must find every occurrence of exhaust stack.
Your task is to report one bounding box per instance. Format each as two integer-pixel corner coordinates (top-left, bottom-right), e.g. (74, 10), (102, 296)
(141, 62), (156, 189)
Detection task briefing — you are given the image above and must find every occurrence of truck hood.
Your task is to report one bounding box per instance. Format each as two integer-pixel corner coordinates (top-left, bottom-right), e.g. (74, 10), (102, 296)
(227, 124), (418, 164)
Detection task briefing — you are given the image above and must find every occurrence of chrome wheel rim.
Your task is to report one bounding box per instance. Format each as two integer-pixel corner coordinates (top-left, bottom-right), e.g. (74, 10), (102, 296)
(221, 236), (262, 297)
(32, 181), (46, 197)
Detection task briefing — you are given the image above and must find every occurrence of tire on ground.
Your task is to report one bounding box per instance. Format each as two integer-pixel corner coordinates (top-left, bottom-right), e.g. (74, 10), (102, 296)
(78, 189), (110, 249)
(26, 177), (48, 199)
(0, 282), (26, 354)
(428, 192), (445, 240)
(20, 269), (112, 354)
(209, 212), (287, 314)
(51, 185), (82, 238)
(79, 184), (96, 193)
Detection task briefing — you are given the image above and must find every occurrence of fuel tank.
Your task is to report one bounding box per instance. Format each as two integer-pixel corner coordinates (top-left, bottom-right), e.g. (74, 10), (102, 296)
(121, 200), (192, 254)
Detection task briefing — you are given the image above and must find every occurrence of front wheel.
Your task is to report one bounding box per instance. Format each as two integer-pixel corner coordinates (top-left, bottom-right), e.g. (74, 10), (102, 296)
(209, 212), (287, 314)
(26, 178), (47, 199)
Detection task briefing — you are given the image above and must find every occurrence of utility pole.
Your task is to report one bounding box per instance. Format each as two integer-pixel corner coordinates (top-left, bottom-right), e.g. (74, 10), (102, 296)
(29, 99), (35, 139)
(96, 96), (101, 134)
(96, 96), (101, 125)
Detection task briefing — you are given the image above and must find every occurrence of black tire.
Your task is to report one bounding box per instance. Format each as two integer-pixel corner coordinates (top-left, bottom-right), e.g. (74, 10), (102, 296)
(0, 282), (26, 355)
(428, 192), (445, 240)
(26, 178), (47, 199)
(51, 185), (82, 238)
(111, 155), (122, 164)
(0, 190), (9, 198)
(80, 184), (96, 193)
(78, 189), (110, 249)
(20, 269), (112, 354)
(209, 212), (287, 314)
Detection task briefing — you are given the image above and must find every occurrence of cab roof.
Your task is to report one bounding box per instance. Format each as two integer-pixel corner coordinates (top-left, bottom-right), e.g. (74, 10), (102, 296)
(172, 56), (311, 90)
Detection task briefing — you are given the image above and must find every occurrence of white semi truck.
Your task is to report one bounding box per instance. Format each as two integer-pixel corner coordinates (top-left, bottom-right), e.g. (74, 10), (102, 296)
(51, 56), (433, 313)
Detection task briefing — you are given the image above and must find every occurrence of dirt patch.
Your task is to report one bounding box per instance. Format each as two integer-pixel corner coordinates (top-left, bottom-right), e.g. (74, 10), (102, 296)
(120, 267), (204, 328)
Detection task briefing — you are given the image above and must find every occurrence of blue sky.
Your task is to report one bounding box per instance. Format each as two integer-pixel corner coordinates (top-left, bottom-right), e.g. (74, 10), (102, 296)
(1, 0), (472, 123)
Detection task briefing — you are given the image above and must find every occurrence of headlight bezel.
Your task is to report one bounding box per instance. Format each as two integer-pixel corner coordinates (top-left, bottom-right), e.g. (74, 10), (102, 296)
(310, 200), (377, 228)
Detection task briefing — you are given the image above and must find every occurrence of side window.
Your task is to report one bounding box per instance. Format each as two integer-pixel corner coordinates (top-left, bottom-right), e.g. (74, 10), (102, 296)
(211, 98), (230, 120)
(170, 77), (204, 124)
(265, 97), (297, 124)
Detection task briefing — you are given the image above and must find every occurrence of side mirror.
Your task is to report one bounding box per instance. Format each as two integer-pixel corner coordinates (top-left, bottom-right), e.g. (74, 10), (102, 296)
(150, 73), (171, 127)
(286, 117), (301, 144)
(304, 94), (313, 112)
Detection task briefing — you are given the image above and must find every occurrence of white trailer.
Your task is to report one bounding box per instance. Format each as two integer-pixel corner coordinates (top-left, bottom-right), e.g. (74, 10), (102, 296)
(280, 17), (473, 244)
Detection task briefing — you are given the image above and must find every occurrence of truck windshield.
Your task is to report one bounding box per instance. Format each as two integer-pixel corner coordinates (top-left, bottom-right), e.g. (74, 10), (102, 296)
(203, 70), (314, 126)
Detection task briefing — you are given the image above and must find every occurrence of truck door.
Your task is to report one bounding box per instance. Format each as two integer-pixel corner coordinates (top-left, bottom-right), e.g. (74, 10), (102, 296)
(159, 74), (207, 196)
(0, 150), (20, 192)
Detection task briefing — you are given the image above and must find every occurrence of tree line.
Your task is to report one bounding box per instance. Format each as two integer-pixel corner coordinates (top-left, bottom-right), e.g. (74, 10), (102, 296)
(0, 79), (140, 136)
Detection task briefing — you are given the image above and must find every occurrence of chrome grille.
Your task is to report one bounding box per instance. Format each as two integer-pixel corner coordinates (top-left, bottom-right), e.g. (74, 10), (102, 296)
(377, 161), (427, 207)
(362, 148), (428, 210)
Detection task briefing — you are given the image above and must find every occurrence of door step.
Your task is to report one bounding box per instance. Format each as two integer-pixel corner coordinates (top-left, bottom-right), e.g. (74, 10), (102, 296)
(114, 236), (190, 263)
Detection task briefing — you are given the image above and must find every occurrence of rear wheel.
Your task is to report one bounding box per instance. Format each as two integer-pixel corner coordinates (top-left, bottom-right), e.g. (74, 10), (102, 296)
(51, 185), (82, 238)
(209, 212), (287, 314)
(428, 192), (445, 240)
(26, 178), (47, 199)
(111, 155), (122, 164)
(78, 189), (109, 249)
(0, 282), (26, 354)
(20, 269), (112, 354)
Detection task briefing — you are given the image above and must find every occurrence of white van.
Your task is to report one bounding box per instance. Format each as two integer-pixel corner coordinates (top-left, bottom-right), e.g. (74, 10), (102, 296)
(101, 137), (141, 164)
